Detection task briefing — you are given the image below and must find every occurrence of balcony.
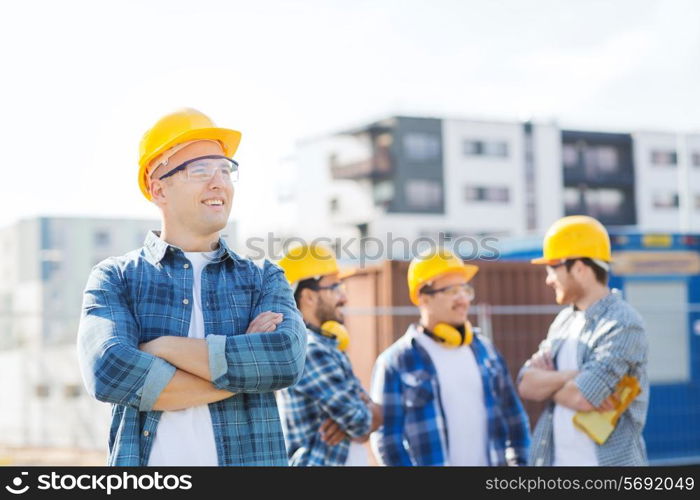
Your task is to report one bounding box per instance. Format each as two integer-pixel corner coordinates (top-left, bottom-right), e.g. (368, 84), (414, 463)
(563, 167), (635, 187)
(330, 146), (393, 180)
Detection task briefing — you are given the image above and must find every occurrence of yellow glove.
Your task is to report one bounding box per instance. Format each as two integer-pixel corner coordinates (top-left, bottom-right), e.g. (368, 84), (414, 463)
(573, 376), (641, 445)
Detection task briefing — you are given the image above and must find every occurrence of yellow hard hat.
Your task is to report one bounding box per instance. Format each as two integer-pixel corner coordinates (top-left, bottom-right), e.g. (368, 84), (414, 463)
(531, 215), (612, 265)
(138, 108), (242, 200)
(278, 245), (341, 286)
(407, 248), (479, 306)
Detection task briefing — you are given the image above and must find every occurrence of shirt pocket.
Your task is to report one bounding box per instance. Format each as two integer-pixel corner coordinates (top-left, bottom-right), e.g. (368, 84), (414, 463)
(401, 369), (434, 408)
(221, 289), (250, 336)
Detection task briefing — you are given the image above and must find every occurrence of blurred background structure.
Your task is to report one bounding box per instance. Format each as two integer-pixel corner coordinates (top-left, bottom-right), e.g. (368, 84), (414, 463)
(0, 218), (236, 465)
(1, 0), (699, 465)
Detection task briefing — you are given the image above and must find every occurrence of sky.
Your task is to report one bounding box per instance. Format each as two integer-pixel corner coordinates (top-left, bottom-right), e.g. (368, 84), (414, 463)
(1, 0), (698, 238)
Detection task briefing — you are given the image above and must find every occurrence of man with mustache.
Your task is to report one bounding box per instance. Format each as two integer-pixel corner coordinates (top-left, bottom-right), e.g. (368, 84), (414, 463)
(370, 248), (530, 466)
(277, 244), (382, 466)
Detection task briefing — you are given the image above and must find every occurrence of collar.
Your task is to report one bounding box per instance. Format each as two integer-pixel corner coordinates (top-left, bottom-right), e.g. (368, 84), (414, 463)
(305, 322), (340, 348)
(579, 288), (620, 322)
(143, 230), (239, 266)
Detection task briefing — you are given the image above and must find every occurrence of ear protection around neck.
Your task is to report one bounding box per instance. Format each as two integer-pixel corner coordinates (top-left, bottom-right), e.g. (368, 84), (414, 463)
(313, 320), (350, 351)
(424, 321), (474, 348)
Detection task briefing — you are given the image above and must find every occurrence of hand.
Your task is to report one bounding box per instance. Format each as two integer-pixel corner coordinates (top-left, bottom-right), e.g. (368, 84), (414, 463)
(359, 391), (371, 405)
(320, 418), (349, 446)
(246, 311), (283, 333)
(529, 350), (554, 371)
(596, 394), (619, 412)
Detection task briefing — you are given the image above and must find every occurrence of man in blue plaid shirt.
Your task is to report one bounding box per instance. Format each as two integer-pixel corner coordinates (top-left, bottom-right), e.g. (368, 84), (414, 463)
(77, 109), (306, 466)
(277, 245), (382, 466)
(370, 249), (530, 466)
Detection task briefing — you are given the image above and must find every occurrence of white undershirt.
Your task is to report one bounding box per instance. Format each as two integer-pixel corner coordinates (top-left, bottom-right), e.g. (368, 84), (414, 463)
(147, 252), (219, 466)
(345, 442), (368, 466)
(553, 310), (598, 466)
(414, 328), (488, 466)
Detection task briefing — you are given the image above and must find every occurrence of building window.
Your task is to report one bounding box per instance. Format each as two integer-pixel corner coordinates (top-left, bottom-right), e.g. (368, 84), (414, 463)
(565, 187), (626, 217)
(653, 191), (679, 209)
(593, 146), (619, 173)
(373, 180), (395, 207)
(586, 188), (625, 216)
(405, 179), (443, 209)
(64, 384), (83, 398)
(463, 139), (509, 158)
(692, 152), (700, 167)
(94, 230), (111, 247)
(695, 194), (700, 210)
(41, 261), (60, 282)
(651, 150), (677, 166)
(329, 198), (339, 214)
(464, 185), (510, 203)
(403, 133), (440, 161)
(562, 144), (579, 168)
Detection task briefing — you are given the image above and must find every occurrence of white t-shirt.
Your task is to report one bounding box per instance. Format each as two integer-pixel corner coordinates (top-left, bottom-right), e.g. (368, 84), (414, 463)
(414, 328), (489, 466)
(147, 252), (219, 466)
(345, 442), (368, 466)
(552, 310), (599, 466)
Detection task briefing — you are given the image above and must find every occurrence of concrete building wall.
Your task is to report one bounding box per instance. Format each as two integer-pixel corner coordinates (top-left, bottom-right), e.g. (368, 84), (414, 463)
(442, 118), (527, 236)
(532, 123), (565, 232)
(633, 132), (700, 232)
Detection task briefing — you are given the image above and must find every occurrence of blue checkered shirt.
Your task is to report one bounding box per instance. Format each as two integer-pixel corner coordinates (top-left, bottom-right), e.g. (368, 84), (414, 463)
(77, 231), (307, 466)
(370, 325), (530, 466)
(519, 290), (649, 466)
(277, 328), (372, 466)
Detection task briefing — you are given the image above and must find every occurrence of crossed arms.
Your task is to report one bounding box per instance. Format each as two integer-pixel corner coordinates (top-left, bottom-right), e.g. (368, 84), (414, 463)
(518, 320), (647, 412)
(77, 260), (306, 412)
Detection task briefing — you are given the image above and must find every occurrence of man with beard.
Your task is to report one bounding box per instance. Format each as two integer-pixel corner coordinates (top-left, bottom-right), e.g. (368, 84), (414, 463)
(277, 244), (382, 466)
(370, 248), (530, 466)
(518, 215), (649, 466)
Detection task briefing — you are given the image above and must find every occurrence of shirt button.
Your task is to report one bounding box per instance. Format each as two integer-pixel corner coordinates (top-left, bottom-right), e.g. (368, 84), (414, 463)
(183, 298), (189, 305)
(183, 263), (190, 269)
(143, 430), (150, 437)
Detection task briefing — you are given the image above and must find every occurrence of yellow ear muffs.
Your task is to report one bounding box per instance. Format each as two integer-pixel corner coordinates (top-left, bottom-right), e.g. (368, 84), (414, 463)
(430, 321), (474, 347)
(320, 320), (350, 351)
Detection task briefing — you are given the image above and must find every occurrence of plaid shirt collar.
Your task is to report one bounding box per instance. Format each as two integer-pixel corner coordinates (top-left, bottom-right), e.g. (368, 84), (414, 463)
(305, 322), (342, 350)
(581, 288), (620, 322)
(143, 230), (240, 266)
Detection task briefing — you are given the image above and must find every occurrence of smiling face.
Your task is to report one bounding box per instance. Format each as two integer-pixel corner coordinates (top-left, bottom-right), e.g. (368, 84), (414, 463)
(544, 261), (586, 305)
(149, 140), (234, 241)
(418, 271), (472, 328)
(298, 272), (348, 326)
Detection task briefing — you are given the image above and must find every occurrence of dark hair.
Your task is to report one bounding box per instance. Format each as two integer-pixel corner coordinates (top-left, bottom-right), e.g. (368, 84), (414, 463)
(294, 277), (320, 307)
(565, 258), (608, 285)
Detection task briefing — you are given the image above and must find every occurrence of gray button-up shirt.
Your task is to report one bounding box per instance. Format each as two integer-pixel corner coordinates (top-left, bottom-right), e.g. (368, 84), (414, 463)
(520, 290), (649, 466)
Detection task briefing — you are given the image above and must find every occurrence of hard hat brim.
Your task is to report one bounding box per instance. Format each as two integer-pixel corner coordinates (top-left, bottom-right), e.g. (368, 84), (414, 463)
(338, 267), (360, 280)
(138, 127), (242, 201)
(530, 257), (554, 265)
(531, 256), (613, 265)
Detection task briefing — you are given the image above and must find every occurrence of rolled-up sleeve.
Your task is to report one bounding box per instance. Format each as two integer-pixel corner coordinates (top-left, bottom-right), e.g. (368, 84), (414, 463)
(77, 262), (176, 411)
(206, 260), (306, 393)
(575, 321), (648, 408)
